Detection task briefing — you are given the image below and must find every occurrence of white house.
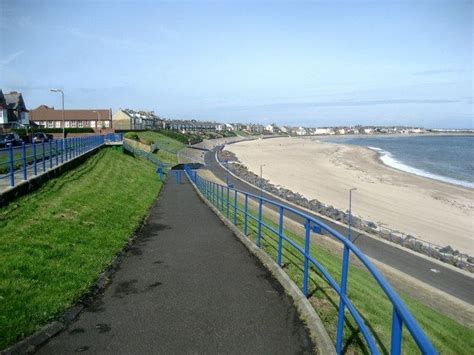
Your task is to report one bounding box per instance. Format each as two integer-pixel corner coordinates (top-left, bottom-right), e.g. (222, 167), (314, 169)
(314, 128), (332, 135)
(296, 127), (308, 135)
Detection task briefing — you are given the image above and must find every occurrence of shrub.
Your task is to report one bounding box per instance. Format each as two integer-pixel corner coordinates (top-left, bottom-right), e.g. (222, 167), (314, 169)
(140, 137), (154, 146)
(124, 132), (139, 141)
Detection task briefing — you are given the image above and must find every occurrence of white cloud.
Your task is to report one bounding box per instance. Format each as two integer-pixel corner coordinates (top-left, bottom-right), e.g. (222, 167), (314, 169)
(0, 50), (24, 66)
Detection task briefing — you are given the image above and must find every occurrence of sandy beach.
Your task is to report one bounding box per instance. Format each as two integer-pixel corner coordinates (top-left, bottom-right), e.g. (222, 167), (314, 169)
(226, 137), (474, 254)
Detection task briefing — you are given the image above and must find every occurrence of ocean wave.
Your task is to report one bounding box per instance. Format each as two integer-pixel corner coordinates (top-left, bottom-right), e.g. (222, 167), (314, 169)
(367, 146), (474, 189)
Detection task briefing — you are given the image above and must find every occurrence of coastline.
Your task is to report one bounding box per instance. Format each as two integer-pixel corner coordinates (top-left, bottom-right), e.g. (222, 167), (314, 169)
(316, 133), (474, 189)
(226, 137), (474, 255)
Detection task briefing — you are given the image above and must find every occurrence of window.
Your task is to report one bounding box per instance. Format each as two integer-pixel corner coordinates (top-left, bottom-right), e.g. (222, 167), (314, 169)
(55, 121), (61, 128)
(90, 120), (96, 128)
(47, 121), (54, 128)
(65, 121), (70, 128)
(78, 121), (84, 128)
(104, 120), (110, 128)
(71, 121), (77, 128)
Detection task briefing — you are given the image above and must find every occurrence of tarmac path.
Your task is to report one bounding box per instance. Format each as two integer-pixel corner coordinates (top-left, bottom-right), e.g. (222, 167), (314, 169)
(37, 176), (313, 354)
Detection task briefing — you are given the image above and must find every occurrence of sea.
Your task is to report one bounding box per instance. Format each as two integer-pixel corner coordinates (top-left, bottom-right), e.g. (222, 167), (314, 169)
(323, 135), (474, 189)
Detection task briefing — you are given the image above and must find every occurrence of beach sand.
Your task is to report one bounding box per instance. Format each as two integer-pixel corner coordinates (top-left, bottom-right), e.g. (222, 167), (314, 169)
(227, 137), (474, 254)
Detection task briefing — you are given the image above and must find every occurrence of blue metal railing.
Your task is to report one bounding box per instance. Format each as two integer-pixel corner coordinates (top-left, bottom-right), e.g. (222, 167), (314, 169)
(183, 165), (436, 354)
(0, 135), (107, 188)
(105, 133), (124, 143)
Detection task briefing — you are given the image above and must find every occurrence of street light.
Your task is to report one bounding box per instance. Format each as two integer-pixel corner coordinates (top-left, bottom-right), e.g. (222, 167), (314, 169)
(260, 164), (266, 196)
(50, 89), (65, 138)
(348, 188), (357, 241)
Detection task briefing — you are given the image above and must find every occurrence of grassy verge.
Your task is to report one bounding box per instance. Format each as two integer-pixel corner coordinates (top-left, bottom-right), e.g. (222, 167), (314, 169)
(0, 148), (163, 349)
(135, 131), (185, 165)
(205, 185), (474, 354)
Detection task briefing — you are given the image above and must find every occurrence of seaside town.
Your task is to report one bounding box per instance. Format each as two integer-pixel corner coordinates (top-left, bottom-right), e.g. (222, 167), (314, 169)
(2, 90), (470, 138)
(1, 1), (473, 354)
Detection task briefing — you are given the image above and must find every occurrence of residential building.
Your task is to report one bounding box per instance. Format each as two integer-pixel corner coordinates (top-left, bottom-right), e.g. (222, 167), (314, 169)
(0, 90), (29, 130)
(112, 109), (163, 130)
(313, 128), (333, 135)
(265, 123), (281, 134)
(30, 105), (111, 131)
(296, 126), (308, 136)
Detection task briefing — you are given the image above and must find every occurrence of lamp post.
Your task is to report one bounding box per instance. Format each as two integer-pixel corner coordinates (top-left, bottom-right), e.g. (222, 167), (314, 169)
(348, 188), (357, 241)
(50, 89), (65, 138)
(260, 164), (266, 196)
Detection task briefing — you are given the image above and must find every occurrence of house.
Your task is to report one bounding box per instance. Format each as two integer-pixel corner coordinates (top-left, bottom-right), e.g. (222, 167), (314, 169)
(245, 124), (264, 134)
(296, 127), (308, 136)
(0, 90), (29, 130)
(112, 109), (163, 130)
(265, 123), (281, 134)
(30, 105), (111, 131)
(225, 123), (235, 131)
(313, 128), (332, 135)
(280, 126), (291, 134)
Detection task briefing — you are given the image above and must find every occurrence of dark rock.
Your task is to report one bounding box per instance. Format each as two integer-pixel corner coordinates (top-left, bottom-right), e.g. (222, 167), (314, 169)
(439, 245), (454, 254)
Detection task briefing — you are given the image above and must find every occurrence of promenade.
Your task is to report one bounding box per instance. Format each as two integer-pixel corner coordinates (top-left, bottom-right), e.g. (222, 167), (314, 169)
(37, 175), (313, 354)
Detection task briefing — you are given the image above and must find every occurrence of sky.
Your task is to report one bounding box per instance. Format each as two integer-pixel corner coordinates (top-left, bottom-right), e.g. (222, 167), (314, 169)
(0, 0), (472, 128)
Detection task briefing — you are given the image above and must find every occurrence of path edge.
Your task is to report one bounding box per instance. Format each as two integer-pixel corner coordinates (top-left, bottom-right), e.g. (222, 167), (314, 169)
(1, 191), (163, 355)
(187, 174), (336, 355)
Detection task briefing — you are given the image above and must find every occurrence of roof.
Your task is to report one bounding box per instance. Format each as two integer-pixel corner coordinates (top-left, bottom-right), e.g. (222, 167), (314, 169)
(3, 91), (27, 111)
(119, 108), (161, 121)
(30, 105), (111, 121)
(0, 90), (5, 107)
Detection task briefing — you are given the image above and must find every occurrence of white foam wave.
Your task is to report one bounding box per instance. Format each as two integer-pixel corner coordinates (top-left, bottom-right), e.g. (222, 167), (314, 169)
(367, 146), (474, 189)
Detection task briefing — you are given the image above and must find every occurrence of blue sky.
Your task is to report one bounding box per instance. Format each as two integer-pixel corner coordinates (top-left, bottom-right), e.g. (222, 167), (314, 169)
(0, 0), (472, 128)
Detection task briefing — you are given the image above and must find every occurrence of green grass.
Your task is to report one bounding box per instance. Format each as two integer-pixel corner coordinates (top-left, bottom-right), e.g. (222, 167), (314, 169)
(206, 187), (474, 354)
(0, 148), (163, 349)
(135, 131), (185, 165)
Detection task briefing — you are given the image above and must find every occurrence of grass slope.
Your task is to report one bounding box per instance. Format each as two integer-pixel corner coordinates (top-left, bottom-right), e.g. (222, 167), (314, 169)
(135, 131), (184, 165)
(0, 148), (163, 349)
(206, 186), (474, 354)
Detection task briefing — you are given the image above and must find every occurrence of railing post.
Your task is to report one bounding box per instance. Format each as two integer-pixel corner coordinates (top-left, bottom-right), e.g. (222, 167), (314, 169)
(32, 142), (37, 176)
(49, 140), (53, 168)
(220, 185), (224, 211)
(55, 139), (59, 166)
(391, 307), (403, 355)
(213, 182), (216, 205)
(22, 142), (27, 180)
(278, 206), (284, 266)
(244, 194), (248, 236)
(9, 144), (14, 187)
(226, 185), (230, 219)
(42, 139), (46, 172)
(303, 218), (311, 296)
(64, 138), (68, 161)
(233, 190), (238, 225)
(257, 198), (263, 247)
(336, 245), (351, 353)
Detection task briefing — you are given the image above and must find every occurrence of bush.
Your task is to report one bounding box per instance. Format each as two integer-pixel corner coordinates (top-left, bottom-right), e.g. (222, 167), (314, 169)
(124, 132), (139, 141)
(140, 137), (154, 146)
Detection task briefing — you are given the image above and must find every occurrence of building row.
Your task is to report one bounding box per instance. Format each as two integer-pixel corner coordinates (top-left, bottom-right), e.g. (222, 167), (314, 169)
(0, 89), (428, 135)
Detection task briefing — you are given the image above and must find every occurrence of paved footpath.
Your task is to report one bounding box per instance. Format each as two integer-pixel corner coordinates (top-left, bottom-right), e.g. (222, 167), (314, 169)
(38, 176), (313, 354)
